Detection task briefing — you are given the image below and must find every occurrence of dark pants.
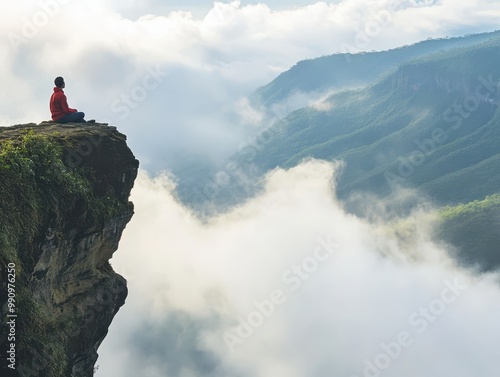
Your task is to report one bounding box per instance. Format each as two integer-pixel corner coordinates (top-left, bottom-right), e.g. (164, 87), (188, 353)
(56, 112), (86, 123)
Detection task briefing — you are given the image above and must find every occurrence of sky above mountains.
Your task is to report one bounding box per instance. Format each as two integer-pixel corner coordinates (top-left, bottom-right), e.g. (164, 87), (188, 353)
(2, 1), (500, 376)
(99, 161), (500, 377)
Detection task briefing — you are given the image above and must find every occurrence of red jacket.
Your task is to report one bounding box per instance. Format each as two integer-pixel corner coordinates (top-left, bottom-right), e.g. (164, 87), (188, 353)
(50, 87), (77, 120)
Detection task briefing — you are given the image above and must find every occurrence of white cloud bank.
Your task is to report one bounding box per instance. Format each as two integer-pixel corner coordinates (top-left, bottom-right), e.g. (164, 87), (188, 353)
(2, 3), (499, 374)
(1, 0), (499, 169)
(98, 160), (500, 377)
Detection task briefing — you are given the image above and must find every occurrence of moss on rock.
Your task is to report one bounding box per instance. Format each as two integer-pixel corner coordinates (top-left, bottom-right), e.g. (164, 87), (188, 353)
(0, 122), (138, 377)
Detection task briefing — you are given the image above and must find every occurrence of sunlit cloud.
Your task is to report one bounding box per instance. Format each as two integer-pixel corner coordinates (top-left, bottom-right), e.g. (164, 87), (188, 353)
(99, 160), (500, 377)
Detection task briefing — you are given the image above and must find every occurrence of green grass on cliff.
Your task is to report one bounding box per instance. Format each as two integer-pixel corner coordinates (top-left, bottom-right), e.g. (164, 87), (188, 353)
(0, 130), (125, 264)
(0, 130), (77, 375)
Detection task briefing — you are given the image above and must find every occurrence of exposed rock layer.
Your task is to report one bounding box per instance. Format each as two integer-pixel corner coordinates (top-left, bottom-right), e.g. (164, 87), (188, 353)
(0, 122), (138, 376)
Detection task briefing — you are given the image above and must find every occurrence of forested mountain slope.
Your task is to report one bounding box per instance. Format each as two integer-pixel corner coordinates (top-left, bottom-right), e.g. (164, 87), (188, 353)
(252, 30), (500, 109)
(245, 37), (500, 206)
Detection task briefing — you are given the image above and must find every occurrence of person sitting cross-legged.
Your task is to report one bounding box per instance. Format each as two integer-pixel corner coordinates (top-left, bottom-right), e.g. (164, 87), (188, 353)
(50, 76), (93, 123)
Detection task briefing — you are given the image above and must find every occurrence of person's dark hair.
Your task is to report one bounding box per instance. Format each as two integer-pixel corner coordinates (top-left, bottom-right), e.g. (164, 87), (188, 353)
(54, 76), (64, 88)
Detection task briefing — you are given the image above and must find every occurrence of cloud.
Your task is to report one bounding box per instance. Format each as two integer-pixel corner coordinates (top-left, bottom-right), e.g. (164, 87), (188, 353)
(98, 160), (500, 377)
(1, 0), (499, 170)
(2, 2), (499, 375)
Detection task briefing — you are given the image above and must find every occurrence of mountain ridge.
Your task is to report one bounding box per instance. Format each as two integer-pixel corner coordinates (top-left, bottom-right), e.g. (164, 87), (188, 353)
(242, 35), (500, 203)
(251, 29), (500, 110)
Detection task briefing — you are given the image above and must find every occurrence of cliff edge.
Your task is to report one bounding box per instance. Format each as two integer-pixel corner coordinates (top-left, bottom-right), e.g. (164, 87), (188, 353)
(0, 122), (139, 376)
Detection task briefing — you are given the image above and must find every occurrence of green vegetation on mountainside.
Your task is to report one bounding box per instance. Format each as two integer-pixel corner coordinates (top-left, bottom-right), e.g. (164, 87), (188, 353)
(244, 34), (500, 270)
(438, 195), (500, 271)
(174, 31), (500, 269)
(0, 130), (125, 376)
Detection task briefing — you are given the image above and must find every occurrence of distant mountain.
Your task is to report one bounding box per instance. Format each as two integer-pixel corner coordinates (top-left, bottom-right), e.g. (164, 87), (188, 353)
(251, 30), (500, 110)
(172, 31), (500, 269)
(239, 35), (500, 207)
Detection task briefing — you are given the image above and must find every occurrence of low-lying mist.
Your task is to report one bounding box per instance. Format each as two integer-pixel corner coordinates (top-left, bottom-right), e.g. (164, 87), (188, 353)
(98, 160), (500, 377)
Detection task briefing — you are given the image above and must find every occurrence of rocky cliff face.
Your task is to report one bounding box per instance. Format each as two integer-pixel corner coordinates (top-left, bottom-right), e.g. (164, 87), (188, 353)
(0, 122), (138, 376)
(390, 44), (500, 101)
